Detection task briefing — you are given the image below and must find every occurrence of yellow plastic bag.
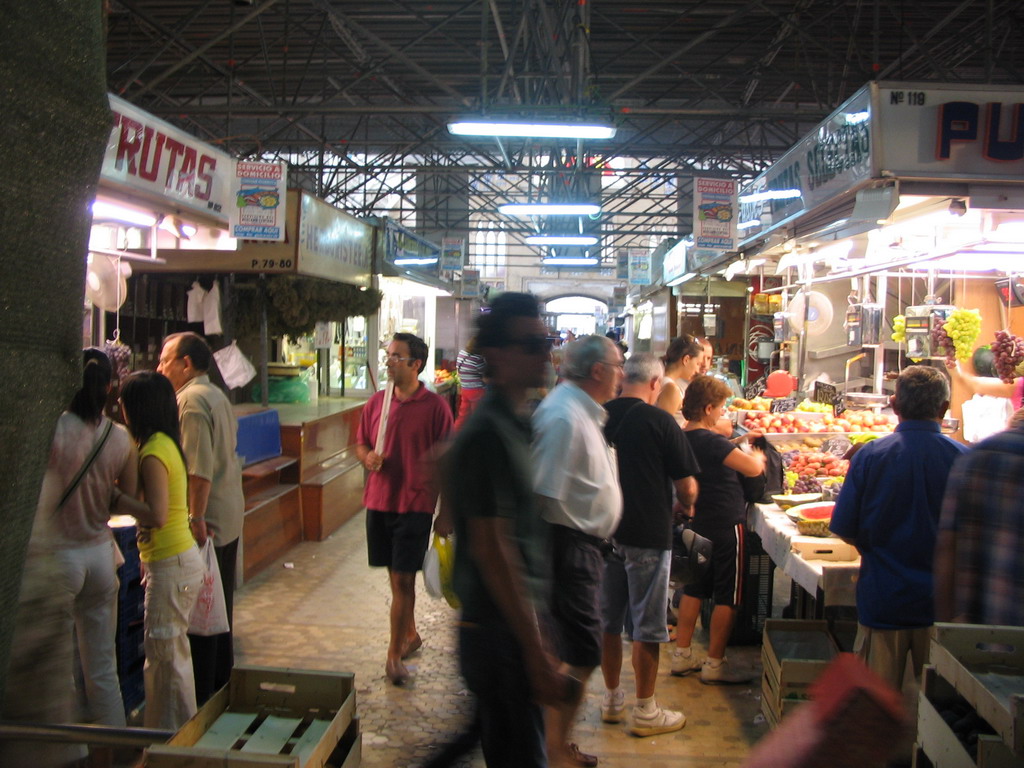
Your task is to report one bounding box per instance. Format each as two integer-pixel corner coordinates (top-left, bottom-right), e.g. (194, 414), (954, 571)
(423, 533), (460, 609)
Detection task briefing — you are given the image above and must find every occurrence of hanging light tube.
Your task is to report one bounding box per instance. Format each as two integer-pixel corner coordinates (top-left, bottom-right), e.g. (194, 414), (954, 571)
(542, 256), (600, 266)
(500, 203), (601, 216)
(91, 200), (158, 228)
(448, 120), (616, 140)
(525, 234), (599, 246)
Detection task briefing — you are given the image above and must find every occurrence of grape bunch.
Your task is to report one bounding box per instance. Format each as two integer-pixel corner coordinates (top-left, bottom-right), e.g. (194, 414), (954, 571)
(943, 309), (982, 362)
(992, 330), (1024, 382)
(890, 315), (907, 344)
(930, 317), (955, 364)
(791, 477), (823, 495)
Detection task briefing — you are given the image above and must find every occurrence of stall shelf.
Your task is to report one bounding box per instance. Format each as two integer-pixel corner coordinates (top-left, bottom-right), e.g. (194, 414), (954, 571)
(750, 504), (859, 618)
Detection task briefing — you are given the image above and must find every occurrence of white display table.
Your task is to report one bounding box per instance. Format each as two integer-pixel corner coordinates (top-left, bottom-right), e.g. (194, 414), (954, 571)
(750, 504), (860, 613)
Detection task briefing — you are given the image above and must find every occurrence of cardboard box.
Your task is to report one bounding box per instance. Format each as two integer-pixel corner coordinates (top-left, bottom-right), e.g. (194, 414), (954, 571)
(146, 666), (359, 768)
(790, 537), (859, 561)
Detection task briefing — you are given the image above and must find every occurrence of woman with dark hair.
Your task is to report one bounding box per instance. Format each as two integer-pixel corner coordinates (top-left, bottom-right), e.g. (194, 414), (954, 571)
(29, 350), (138, 731)
(656, 334), (703, 419)
(670, 375), (765, 684)
(113, 371), (204, 730)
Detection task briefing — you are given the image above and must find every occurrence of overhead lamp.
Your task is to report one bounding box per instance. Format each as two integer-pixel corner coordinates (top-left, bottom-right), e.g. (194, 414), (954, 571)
(500, 203), (601, 216)
(91, 200), (157, 228)
(542, 256), (600, 266)
(448, 119), (616, 140)
(666, 272), (697, 287)
(394, 257), (439, 266)
(948, 198), (968, 217)
(158, 215), (197, 240)
(525, 234), (599, 246)
(738, 189), (802, 204)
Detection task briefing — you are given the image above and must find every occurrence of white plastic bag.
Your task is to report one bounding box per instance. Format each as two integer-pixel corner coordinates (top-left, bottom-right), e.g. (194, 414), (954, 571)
(961, 394), (1013, 443)
(188, 540), (230, 636)
(213, 341), (257, 389)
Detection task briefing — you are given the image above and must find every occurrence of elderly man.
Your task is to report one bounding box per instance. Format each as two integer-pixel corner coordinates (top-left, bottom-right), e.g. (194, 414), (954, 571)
(533, 335), (624, 768)
(157, 332), (245, 705)
(600, 353), (699, 737)
(355, 332), (453, 685)
(830, 365), (967, 692)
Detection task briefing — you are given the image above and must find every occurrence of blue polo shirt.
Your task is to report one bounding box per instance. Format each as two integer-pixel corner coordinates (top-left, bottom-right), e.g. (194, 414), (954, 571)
(830, 421), (968, 629)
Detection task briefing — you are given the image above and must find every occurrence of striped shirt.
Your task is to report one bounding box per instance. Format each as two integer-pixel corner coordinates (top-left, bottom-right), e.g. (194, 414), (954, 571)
(457, 350), (487, 390)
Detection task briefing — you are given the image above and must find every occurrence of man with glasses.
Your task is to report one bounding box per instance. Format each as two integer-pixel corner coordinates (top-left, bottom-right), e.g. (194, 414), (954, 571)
(157, 332), (245, 706)
(532, 335), (624, 768)
(355, 332), (453, 685)
(444, 292), (570, 768)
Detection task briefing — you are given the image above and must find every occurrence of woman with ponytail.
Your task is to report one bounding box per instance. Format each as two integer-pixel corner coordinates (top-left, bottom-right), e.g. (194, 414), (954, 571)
(32, 349), (139, 729)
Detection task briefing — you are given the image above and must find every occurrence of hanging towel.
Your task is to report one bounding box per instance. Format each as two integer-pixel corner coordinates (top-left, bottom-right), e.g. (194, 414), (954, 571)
(203, 281), (223, 335)
(186, 281), (207, 322)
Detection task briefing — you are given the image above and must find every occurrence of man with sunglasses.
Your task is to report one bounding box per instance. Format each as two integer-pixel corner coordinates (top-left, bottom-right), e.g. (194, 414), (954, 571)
(356, 332), (453, 685)
(444, 292), (570, 768)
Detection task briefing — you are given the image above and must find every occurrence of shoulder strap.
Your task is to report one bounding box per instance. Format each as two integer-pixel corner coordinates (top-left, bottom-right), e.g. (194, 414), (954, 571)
(57, 419), (114, 510)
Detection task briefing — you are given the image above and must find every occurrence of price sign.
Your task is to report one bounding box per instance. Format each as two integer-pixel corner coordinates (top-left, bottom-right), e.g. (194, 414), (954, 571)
(813, 381), (838, 404)
(833, 397), (846, 417)
(744, 376), (767, 400)
(770, 397), (796, 413)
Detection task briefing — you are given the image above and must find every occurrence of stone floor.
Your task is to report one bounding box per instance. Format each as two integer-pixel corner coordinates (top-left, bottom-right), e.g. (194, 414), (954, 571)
(233, 511), (772, 768)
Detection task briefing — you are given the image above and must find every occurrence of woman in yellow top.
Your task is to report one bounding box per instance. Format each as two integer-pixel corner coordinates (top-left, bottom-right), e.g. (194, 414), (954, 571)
(112, 371), (204, 730)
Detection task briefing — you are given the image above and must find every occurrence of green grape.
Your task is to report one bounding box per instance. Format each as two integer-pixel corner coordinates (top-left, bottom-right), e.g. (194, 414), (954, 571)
(891, 314), (907, 343)
(943, 308), (982, 361)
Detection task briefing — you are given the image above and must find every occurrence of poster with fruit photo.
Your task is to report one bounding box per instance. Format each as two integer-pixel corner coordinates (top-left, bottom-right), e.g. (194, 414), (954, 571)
(230, 160), (287, 241)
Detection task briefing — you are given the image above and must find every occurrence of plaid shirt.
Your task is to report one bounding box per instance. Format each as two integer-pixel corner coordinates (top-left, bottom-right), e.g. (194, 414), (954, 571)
(939, 425), (1024, 626)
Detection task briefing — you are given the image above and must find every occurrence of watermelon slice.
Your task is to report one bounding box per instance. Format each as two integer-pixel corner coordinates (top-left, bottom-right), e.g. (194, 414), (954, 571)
(797, 504), (834, 521)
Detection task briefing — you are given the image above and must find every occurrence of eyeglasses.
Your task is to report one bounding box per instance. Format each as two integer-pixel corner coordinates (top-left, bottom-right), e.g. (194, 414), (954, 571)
(507, 335), (553, 355)
(384, 353), (415, 363)
(598, 360), (624, 370)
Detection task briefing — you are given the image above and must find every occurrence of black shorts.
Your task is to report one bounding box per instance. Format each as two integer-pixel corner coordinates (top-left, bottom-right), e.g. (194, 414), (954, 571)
(682, 523), (745, 607)
(366, 510), (433, 573)
(547, 524), (604, 669)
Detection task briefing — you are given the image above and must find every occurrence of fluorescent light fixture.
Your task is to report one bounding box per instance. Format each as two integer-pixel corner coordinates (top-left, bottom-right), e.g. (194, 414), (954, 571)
(448, 120), (616, 140)
(525, 234), (598, 246)
(737, 219), (761, 230)
(666, 272), (697, 287)
(843, 110), (870, 125)
(738, 189), (802, 204)
(394, 257), (439, 266)
(542, 256), (600, 266)
(500, 203), (601, 216)
(91, 200), (157, 228)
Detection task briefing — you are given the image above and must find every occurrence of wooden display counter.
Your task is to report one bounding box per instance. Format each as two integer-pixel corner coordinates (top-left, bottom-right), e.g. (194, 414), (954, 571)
(274, 398), (367, 542)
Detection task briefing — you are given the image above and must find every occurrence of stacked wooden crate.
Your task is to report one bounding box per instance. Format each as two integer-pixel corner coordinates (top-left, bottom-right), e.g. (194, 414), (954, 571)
(761, 619), (840, 727)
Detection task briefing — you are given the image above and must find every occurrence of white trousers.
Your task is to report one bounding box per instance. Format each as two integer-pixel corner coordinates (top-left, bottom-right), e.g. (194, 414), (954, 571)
(142, 546), (204, 730)
(54, 539), (127, 727)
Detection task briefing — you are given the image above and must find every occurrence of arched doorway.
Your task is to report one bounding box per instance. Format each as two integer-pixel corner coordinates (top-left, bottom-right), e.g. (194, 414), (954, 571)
(544, 296), (609, 339)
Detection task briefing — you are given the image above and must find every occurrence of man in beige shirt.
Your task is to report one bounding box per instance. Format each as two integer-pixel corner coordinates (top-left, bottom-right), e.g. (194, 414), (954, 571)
(158, 332), (245, 705)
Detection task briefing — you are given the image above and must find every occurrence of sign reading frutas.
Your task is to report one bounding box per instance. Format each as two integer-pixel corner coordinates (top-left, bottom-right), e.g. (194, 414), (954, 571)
(230, 161), (287, 241)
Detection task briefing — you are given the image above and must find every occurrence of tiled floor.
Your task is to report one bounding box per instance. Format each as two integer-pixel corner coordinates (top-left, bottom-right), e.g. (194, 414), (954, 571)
(233, 511), (770, 767)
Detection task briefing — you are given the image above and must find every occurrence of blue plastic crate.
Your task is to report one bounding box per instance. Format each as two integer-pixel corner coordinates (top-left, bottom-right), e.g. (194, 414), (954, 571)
(236, 408), (283, 467)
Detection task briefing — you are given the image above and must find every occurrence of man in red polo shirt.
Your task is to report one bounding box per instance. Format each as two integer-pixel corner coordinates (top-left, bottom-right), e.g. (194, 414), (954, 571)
(356, 333), (453, 685)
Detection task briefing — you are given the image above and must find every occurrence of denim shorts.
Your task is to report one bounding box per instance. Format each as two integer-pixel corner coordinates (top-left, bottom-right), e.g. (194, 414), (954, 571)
(600, 543), (671, 644)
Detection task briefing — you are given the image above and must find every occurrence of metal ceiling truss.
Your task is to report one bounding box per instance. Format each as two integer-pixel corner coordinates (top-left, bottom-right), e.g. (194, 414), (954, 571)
(107, 0), (1024, 262)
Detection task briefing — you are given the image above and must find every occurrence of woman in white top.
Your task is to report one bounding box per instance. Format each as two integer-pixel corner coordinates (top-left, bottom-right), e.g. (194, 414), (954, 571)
(31, 350), (138, 726)
(656, 334), (703, 418)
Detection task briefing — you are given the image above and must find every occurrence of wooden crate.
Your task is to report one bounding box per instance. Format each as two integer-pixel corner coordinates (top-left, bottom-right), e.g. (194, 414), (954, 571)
(761, 619), (839, 727)
(917, 665), (1024, 768)
(930, 624), (1024, 756)
(147, 666), (359, 768)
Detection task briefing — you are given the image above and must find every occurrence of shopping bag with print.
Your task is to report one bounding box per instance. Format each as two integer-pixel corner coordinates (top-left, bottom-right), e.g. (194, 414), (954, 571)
(188, 540), (230, 636)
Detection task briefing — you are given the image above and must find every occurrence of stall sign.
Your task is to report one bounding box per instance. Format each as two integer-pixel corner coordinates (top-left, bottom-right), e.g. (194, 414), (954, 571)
(693, 178), (738, 251)
(297, 194), (373, 287)
(314, 321), (333, 349)
(687, 247), (726, 274)
(770, 397), (797, 414)
(440, 238), (465, 271)
(610, 285), (628, 314)
(874, 82), (1024, 180)
(101, 94), (234, 223)
(616, 250), (630, 280)
(229, 161), (287, 241)
(628, 248), (652, 286)
(662, 239), (688, 284)
(460, 269), (481, 299)
(737, 86), (872, 248)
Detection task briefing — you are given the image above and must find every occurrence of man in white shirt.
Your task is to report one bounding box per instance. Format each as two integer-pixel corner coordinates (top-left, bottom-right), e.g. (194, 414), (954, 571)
(532, 335), (624, 768)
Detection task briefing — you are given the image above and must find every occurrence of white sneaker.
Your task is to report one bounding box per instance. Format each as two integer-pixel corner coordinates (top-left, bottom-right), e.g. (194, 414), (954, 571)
(670, 648), (702, 676)
(601, 689), (626, 723)
(699, 658), (753, 685)
(630, 704), (686, 737)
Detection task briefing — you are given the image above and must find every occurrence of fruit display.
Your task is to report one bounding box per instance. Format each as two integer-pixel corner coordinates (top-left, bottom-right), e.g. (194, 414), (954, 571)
(743, 410), (894, 434)
(433, 368), (459, 391)
(891, 314), (907, 344)
(771, 492), (822, 510)
(943, 308), (981, 362)
(785, 451), (849, 478)
(992, 330), (1024, 382)
(728, 396), (772, 411)
(795, 398), (833, 413)
(930, 315), (955, 364)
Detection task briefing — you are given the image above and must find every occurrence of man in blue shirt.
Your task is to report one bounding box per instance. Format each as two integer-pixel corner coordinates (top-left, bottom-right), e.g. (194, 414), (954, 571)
(830, 365), (967, 692)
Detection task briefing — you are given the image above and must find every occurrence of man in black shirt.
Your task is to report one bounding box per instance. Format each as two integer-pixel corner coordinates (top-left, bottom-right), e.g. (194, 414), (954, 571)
(445, 293), (569, 768)
(599, 353), (700, 737)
